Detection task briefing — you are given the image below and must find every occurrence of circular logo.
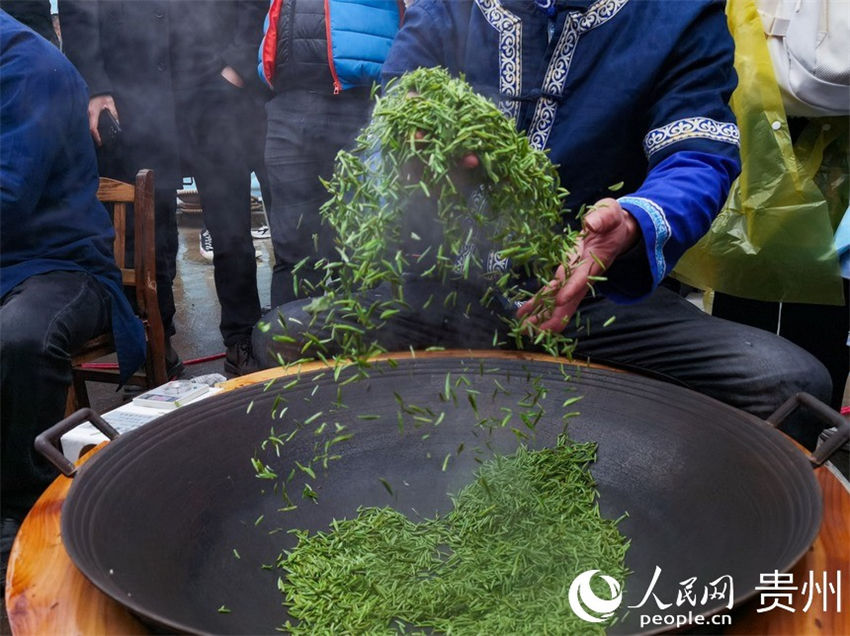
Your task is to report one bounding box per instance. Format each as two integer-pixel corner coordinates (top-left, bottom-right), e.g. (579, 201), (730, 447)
(568, 569), (624, 623)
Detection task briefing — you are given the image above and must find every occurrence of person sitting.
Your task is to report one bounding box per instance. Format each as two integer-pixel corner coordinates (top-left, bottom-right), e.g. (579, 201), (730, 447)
(253, 0), (832, 448)
(0, 9), (145, 580)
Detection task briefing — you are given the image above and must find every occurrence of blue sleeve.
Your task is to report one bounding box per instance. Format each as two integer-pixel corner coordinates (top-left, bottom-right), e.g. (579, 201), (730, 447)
(601, 1), (741, 302)
(0, 30), (69, 223)
(381, 0), (452, 86)
(606, 151), (738, 302)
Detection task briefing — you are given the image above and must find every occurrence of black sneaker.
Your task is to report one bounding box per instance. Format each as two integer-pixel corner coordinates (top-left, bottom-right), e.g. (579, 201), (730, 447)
(199, 229), (214, 262)
(165, 341), (185, 379)
(225, 339), (262, 376)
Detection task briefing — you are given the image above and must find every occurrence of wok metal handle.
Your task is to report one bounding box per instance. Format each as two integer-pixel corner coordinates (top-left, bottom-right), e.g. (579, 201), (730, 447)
(766, 392), (850, 468)
(34, 407), (119, 477)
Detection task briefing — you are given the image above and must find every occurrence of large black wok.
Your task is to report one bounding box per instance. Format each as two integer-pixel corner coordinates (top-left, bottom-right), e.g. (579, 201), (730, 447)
(38, 353), (843, 634)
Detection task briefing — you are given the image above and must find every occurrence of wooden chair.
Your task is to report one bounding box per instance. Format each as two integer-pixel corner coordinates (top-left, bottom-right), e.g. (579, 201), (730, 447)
(66, 169), (168, 411)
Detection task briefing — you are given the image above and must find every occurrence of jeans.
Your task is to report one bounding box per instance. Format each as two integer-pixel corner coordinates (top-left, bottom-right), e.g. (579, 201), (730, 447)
(1, 271), (111, 517)
(254, 277), (833, 448)
(264, 89), (373, 307)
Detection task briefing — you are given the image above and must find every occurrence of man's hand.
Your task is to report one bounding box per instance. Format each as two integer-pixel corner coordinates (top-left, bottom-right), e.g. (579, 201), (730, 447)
(516, 198), (640, 332)
(220, 65), (245, 88)
(88, 95), (118, 147)
(402, 91), (479, 186)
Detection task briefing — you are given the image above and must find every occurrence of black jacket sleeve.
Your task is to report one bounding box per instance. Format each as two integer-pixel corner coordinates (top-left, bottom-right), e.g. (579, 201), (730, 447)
(0, 0), (58, 46)
(59, 0), (112, 97)
(219, 0), (268, 87)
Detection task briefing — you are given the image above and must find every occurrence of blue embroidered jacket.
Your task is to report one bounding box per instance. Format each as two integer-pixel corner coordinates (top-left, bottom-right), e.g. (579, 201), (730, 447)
(383, 0), (741, 301)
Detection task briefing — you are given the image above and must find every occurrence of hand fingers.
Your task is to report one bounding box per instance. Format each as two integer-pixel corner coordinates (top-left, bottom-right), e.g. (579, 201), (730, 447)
(535, 304), (573, 333)
(516, 265), (566, 319)
(220, 65), (245, 88)
(88, 110), (102, 146)
(517, 198), (629, 334)
(583, 198), (622, 234)
(412, 126), (477, 169)
(89, 97), (120, 147)
(537, 275), (587, 331)
(535, 258), (593, 331)
(520, 280), (577, 333)
(518, 245), (602, 332)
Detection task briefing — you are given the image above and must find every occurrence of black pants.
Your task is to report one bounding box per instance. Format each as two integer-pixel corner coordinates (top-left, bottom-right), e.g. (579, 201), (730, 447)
(1, 271), (111, 518)
(713, 283), (849, 409)
(264, 88), (373, 307)
(176, 78), (264, 346)
(254, 277), (833, 449)
(97, 135), (179, 341)
(99, 77), (265, 346)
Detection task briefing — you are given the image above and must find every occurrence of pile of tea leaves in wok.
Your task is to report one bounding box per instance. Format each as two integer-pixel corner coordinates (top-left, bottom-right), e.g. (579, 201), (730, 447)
(278, 437), (629, 634)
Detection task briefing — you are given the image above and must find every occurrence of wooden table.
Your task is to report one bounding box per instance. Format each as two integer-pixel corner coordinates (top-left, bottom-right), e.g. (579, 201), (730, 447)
(6, 357), (850, 634)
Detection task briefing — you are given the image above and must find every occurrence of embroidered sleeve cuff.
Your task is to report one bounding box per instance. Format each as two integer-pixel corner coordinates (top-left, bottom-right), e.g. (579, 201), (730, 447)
(643, 117), (739, 161)
(616, 196), (671, 296)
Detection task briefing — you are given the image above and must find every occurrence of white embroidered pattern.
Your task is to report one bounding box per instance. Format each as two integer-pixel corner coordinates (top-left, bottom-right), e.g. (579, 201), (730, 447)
(643, 117), (741, 158)
(486, 250), (511, 274)
(475, 0), (522, 122)
(454, 242), (476, 274)
(527, 14), (580, 150)
(527, 0), (629, 149)
(618, 196), (670, 279)
(535, 0), (557, 15)
(579, 0), (629, 30)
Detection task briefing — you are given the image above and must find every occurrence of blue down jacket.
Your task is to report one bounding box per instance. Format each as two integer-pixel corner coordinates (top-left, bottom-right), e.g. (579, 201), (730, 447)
(259, 0), (403, 93)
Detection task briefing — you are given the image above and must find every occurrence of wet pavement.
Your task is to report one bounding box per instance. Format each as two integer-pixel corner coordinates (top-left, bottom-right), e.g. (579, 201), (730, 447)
(86, 208), (274, 414)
